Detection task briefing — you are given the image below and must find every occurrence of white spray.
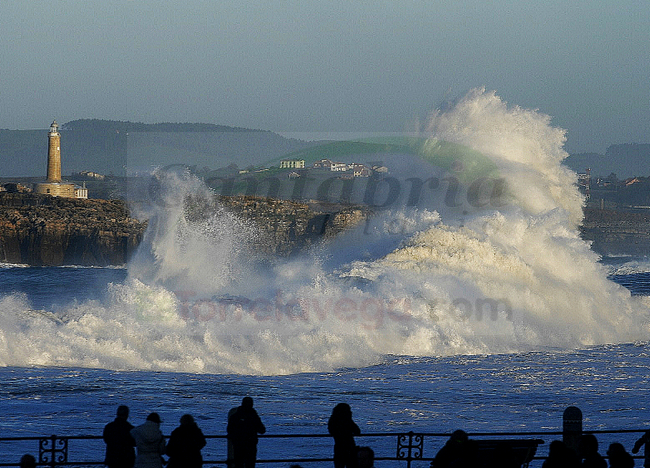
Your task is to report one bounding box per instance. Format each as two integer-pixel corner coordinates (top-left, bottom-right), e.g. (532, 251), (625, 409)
(0, 89), (648, 375)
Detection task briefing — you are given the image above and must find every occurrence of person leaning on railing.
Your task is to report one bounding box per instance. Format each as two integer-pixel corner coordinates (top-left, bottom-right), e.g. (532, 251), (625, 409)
(633, 430), (650, 468)
(227, 397), (266, 468)
(327, 403), (361, 468)
(103, 405), (136, 468)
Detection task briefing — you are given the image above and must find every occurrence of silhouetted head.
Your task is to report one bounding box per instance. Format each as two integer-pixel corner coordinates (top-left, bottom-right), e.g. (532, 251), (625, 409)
(607, 442), (627, 458)
(146, 412), (162, 424)
(19, 454), (36, 468)
(180, 414), (195, 426)
(117, 405), (129, 419)
(548, 440), (567, 458)
(331, 403), (352, 419)
(358, 446), (375, 468)
(242, 397), (254, 409)
(449, 430), (468, 445)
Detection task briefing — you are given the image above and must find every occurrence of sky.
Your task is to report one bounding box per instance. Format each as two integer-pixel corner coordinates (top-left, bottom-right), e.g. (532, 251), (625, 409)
(1, 0), (648, 154)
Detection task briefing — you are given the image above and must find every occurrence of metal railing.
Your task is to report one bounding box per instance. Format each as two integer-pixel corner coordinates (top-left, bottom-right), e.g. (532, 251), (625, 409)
(0, 429), (647, 468)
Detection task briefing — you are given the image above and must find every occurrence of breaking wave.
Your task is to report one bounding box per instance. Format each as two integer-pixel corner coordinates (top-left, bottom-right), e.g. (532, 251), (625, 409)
(1, 88), (648, 375)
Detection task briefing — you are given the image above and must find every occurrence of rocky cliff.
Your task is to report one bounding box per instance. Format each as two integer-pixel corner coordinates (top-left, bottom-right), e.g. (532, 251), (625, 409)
(0, 193), (146, 266)
(2, 192), (647, 266)
(580, 208), (650, 256)
(0, 193), (370, 266)
(214, 196), (370, 256)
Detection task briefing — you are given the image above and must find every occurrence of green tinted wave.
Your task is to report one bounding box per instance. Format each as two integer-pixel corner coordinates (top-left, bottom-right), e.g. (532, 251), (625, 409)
(268, 136), (499, 185)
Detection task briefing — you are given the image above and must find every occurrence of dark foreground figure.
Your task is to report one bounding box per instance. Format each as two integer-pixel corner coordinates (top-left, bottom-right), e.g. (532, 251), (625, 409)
(541, 440), (580, 468)
(166, 414), (207, 468)
(578, 434), (606, 468)
(357, 446), (374, 468)
(633, 430), (650, 468)
(19, 454), (36, 468)
(431, 430), (476, 468)
(103, 405), (136, 468)
(227, 397), (266, 468)
(607, 442), (634, 468)
(328, 403), (361, 468)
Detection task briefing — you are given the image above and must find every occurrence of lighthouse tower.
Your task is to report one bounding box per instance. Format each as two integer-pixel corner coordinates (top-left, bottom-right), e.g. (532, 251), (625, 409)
(46, 120), (62, 182)
(35, 120), (76, 197)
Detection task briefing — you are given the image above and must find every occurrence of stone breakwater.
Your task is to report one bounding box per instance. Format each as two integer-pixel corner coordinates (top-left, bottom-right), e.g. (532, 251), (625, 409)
(580, 208), (650, 256)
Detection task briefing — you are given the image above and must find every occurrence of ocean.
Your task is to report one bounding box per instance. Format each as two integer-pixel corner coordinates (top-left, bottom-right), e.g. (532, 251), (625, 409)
(1, 89), (649, 465)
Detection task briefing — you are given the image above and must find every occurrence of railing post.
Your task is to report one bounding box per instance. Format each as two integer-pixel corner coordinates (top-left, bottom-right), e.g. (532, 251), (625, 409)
(396, 432), (424, 468)
(563, 406), (582, 456)
(39, 434), (68, 468)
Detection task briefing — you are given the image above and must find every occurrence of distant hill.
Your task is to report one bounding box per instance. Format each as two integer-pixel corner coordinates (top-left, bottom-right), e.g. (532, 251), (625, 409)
(564, 143), (650, 178)
(3, 119), (647, 179)
(0, 119), (312, 178)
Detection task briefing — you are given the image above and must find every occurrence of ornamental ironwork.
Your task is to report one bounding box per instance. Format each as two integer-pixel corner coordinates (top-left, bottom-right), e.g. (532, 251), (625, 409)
(39, 435), (68, 467)
(396, 431), (423, 468)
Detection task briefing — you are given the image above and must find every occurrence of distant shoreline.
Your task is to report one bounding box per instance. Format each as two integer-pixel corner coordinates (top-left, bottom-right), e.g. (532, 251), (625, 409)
(1, 192), (648, 267)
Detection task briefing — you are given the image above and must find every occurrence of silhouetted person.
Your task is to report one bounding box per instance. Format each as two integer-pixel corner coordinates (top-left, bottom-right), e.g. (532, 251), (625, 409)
(579, 434), (607, 468)
(357, 446), (374, 468)
(131, 412), (166, 468)
(542, 440), (580, 468)
(328, 403), (361, 468)
(227, 397), (266, 468)
(633, 431), (650, 467)
(431, 430), (477, 468)
(607, 443), (634, 468)
(227, 406), (238, 468)
(19, 454), (36, 468)
(166, 414), (207, 468)
(103, 405), (136, 468)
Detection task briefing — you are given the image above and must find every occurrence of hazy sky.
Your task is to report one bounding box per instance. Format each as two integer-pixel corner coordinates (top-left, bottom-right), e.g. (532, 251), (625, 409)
(2, 0), (648, 153)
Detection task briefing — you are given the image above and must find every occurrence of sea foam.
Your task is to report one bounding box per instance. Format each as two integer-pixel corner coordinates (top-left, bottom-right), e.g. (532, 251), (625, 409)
(1, 88), (648, 375)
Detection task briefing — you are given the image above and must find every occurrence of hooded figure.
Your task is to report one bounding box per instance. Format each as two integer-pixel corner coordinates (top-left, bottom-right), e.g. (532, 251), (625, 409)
(131, 413), (166, 468)
(166, 414), (207, 468)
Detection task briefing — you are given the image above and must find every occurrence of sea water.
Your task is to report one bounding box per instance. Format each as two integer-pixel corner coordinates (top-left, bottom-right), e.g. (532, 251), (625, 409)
(1, 89), (649, 465)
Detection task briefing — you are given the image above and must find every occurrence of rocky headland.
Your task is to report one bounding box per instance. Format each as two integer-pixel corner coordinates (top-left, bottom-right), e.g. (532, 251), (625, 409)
(214, 195), (370, 256)
(1, 192), (648, 266)
(0, 193), (371, 266)
(0, 193), (147, 266)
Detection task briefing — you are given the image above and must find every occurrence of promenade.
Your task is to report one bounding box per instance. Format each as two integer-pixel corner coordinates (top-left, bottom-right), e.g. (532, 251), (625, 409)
(1, 407), (647, 468)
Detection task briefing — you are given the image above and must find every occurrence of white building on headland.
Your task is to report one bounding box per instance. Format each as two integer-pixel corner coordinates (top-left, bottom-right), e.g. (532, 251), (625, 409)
(75, 183), (88, 199)
(280, 159), (306, 169)
(330, 162), (347, 172)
